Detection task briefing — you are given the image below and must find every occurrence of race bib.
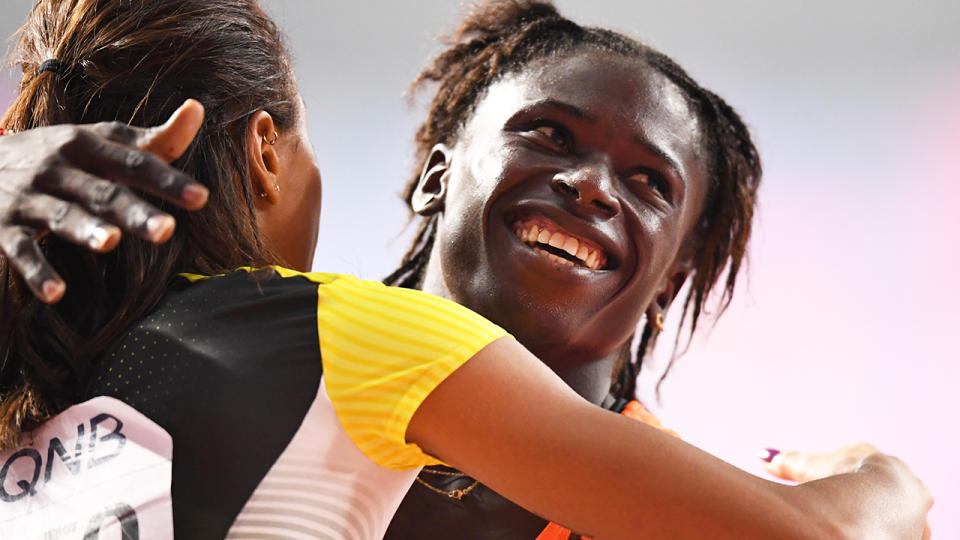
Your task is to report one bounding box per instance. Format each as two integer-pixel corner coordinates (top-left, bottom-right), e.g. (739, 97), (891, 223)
(0, 397), (173, 539)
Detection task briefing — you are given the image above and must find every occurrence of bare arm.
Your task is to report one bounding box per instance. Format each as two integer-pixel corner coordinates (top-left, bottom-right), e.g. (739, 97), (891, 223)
(408, 337), (932, 540)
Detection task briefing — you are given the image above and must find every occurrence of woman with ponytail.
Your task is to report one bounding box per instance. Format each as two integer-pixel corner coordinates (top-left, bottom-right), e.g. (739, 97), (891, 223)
(0, 0), (932, 538)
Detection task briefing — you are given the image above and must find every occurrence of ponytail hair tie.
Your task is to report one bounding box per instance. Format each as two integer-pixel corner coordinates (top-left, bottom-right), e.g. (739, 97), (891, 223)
(37, 58), (67, 78)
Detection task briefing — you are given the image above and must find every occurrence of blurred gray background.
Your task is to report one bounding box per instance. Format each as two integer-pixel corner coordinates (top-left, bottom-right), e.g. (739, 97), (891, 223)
(3, 1), (959, 535)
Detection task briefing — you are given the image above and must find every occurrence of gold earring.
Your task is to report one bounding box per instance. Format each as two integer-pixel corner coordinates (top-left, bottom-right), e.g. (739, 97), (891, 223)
(655, 312), (665, 332)
(263, 130), (278, 145)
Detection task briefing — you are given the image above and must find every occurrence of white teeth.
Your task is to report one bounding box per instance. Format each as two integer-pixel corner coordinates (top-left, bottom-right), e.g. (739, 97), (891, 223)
(553, 254), (574, 266)
(513, 220), (606, 270)
(535, 247), (574, 267)
(586, 251), (598, 269)
(548, 232), (566, 249)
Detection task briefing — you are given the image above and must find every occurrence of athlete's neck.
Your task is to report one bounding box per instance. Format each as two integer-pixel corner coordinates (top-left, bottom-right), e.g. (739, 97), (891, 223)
(418, 260), (618, 406)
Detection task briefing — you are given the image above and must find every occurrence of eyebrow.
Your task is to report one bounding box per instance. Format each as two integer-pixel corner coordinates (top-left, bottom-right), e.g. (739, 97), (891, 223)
(518, 99), (684, 178)
(532, 98), (596, 122)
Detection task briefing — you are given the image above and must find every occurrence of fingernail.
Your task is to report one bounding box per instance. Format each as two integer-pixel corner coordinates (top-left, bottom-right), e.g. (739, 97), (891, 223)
(42, 280), (65, 303)
(88, 226), (116, 250)
(181, 183), (208, 209)
(759, 448), (780, 463)
(146, 214), (176, 242)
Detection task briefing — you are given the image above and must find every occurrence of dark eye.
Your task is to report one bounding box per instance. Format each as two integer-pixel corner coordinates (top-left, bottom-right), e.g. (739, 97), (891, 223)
(528, 122), (572, 151)
(627, 171), (671, 200)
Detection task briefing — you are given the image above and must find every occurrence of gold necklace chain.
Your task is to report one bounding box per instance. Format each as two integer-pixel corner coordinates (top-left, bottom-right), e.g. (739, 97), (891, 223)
(415, 466), (480, 501)
(414, 397), (627, 503)
(413, 398), (625, 502)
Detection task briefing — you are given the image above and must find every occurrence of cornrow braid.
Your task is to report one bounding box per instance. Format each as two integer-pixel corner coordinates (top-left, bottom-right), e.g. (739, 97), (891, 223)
(386, 0), (761, 402)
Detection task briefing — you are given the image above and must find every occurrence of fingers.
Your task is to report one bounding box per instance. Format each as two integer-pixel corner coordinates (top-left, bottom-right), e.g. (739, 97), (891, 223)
(46, 168), (176, 243)
(0, 226), (65, 304)
(772, 447), (932, 539)
(763, 450), (810, 482)
(56, 134), (206, 212)
(762, 443), (881, 483)
(83, 100), (208, 210)
(1, 184), (172, 304)
(87, 99), (204, 162)
(0, 99), (204, 304)
(82, 138), (207, 210)
(15, 192), (122, 251)
(138, 99), (205, 162)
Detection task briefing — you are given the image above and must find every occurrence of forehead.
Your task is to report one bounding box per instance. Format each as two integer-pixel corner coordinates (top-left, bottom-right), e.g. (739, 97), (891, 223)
(474, 50), (708, 181)
(524, 51), (693, 126)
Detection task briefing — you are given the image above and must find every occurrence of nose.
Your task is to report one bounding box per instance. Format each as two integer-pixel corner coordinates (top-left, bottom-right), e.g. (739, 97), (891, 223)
(551, 160), (620, 216)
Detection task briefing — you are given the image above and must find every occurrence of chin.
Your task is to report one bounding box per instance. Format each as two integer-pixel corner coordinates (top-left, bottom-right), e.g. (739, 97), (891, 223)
(482, 286), (604, 355)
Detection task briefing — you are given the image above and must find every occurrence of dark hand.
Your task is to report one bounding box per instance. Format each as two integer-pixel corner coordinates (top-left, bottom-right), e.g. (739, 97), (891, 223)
(0, 99), (207, 303)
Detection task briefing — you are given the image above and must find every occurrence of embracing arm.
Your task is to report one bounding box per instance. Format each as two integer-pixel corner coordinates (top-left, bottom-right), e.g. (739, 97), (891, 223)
(408, 337), (932, 540)
(1, 102), (931, 539)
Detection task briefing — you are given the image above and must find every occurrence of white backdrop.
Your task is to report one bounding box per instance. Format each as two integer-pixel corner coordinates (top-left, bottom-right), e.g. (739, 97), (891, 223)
(3, 1), (959, 535)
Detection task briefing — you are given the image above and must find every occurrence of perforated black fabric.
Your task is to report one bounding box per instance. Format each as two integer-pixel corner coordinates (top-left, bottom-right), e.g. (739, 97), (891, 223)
(84, 268), (323, 539)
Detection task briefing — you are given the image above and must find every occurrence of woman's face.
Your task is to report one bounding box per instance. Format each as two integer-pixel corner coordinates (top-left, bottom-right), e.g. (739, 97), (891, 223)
(427, 50), (710, 359)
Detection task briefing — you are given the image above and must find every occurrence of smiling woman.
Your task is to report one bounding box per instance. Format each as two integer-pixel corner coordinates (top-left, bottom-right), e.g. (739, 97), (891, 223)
(386, 1), (758, 399)
(0, 0), (936, 538)
(384, 3), (760, 536)
(410, 53), (713, 373)
(378, 1), (761, 538)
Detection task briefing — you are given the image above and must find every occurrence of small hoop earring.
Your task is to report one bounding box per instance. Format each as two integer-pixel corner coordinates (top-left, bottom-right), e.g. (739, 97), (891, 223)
(263, 130), (278, 145)
(655, 312), (665, 333)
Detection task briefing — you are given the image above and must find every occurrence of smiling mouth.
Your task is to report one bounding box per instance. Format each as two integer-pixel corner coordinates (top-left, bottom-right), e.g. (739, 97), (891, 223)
(510, 216), (608, 270)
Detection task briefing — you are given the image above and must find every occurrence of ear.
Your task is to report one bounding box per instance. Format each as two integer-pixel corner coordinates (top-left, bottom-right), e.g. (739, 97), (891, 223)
(645, 258), (693, 332)
(411, 144), (452, 216)
(246, 110), (281, 206)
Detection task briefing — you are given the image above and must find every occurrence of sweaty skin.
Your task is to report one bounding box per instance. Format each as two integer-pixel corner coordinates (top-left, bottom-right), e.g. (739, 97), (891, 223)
(0, 34), (933, 540)
(392, 50), (710, 538)
(419, 51), (706, 407)
(0, 71), (934, 540)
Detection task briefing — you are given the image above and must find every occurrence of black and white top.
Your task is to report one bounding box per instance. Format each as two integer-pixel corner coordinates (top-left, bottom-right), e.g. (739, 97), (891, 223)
(0, 267), (506, 539)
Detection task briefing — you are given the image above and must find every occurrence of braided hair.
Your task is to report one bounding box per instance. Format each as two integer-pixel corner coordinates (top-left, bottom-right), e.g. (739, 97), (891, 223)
(384, 0), (761, 401)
